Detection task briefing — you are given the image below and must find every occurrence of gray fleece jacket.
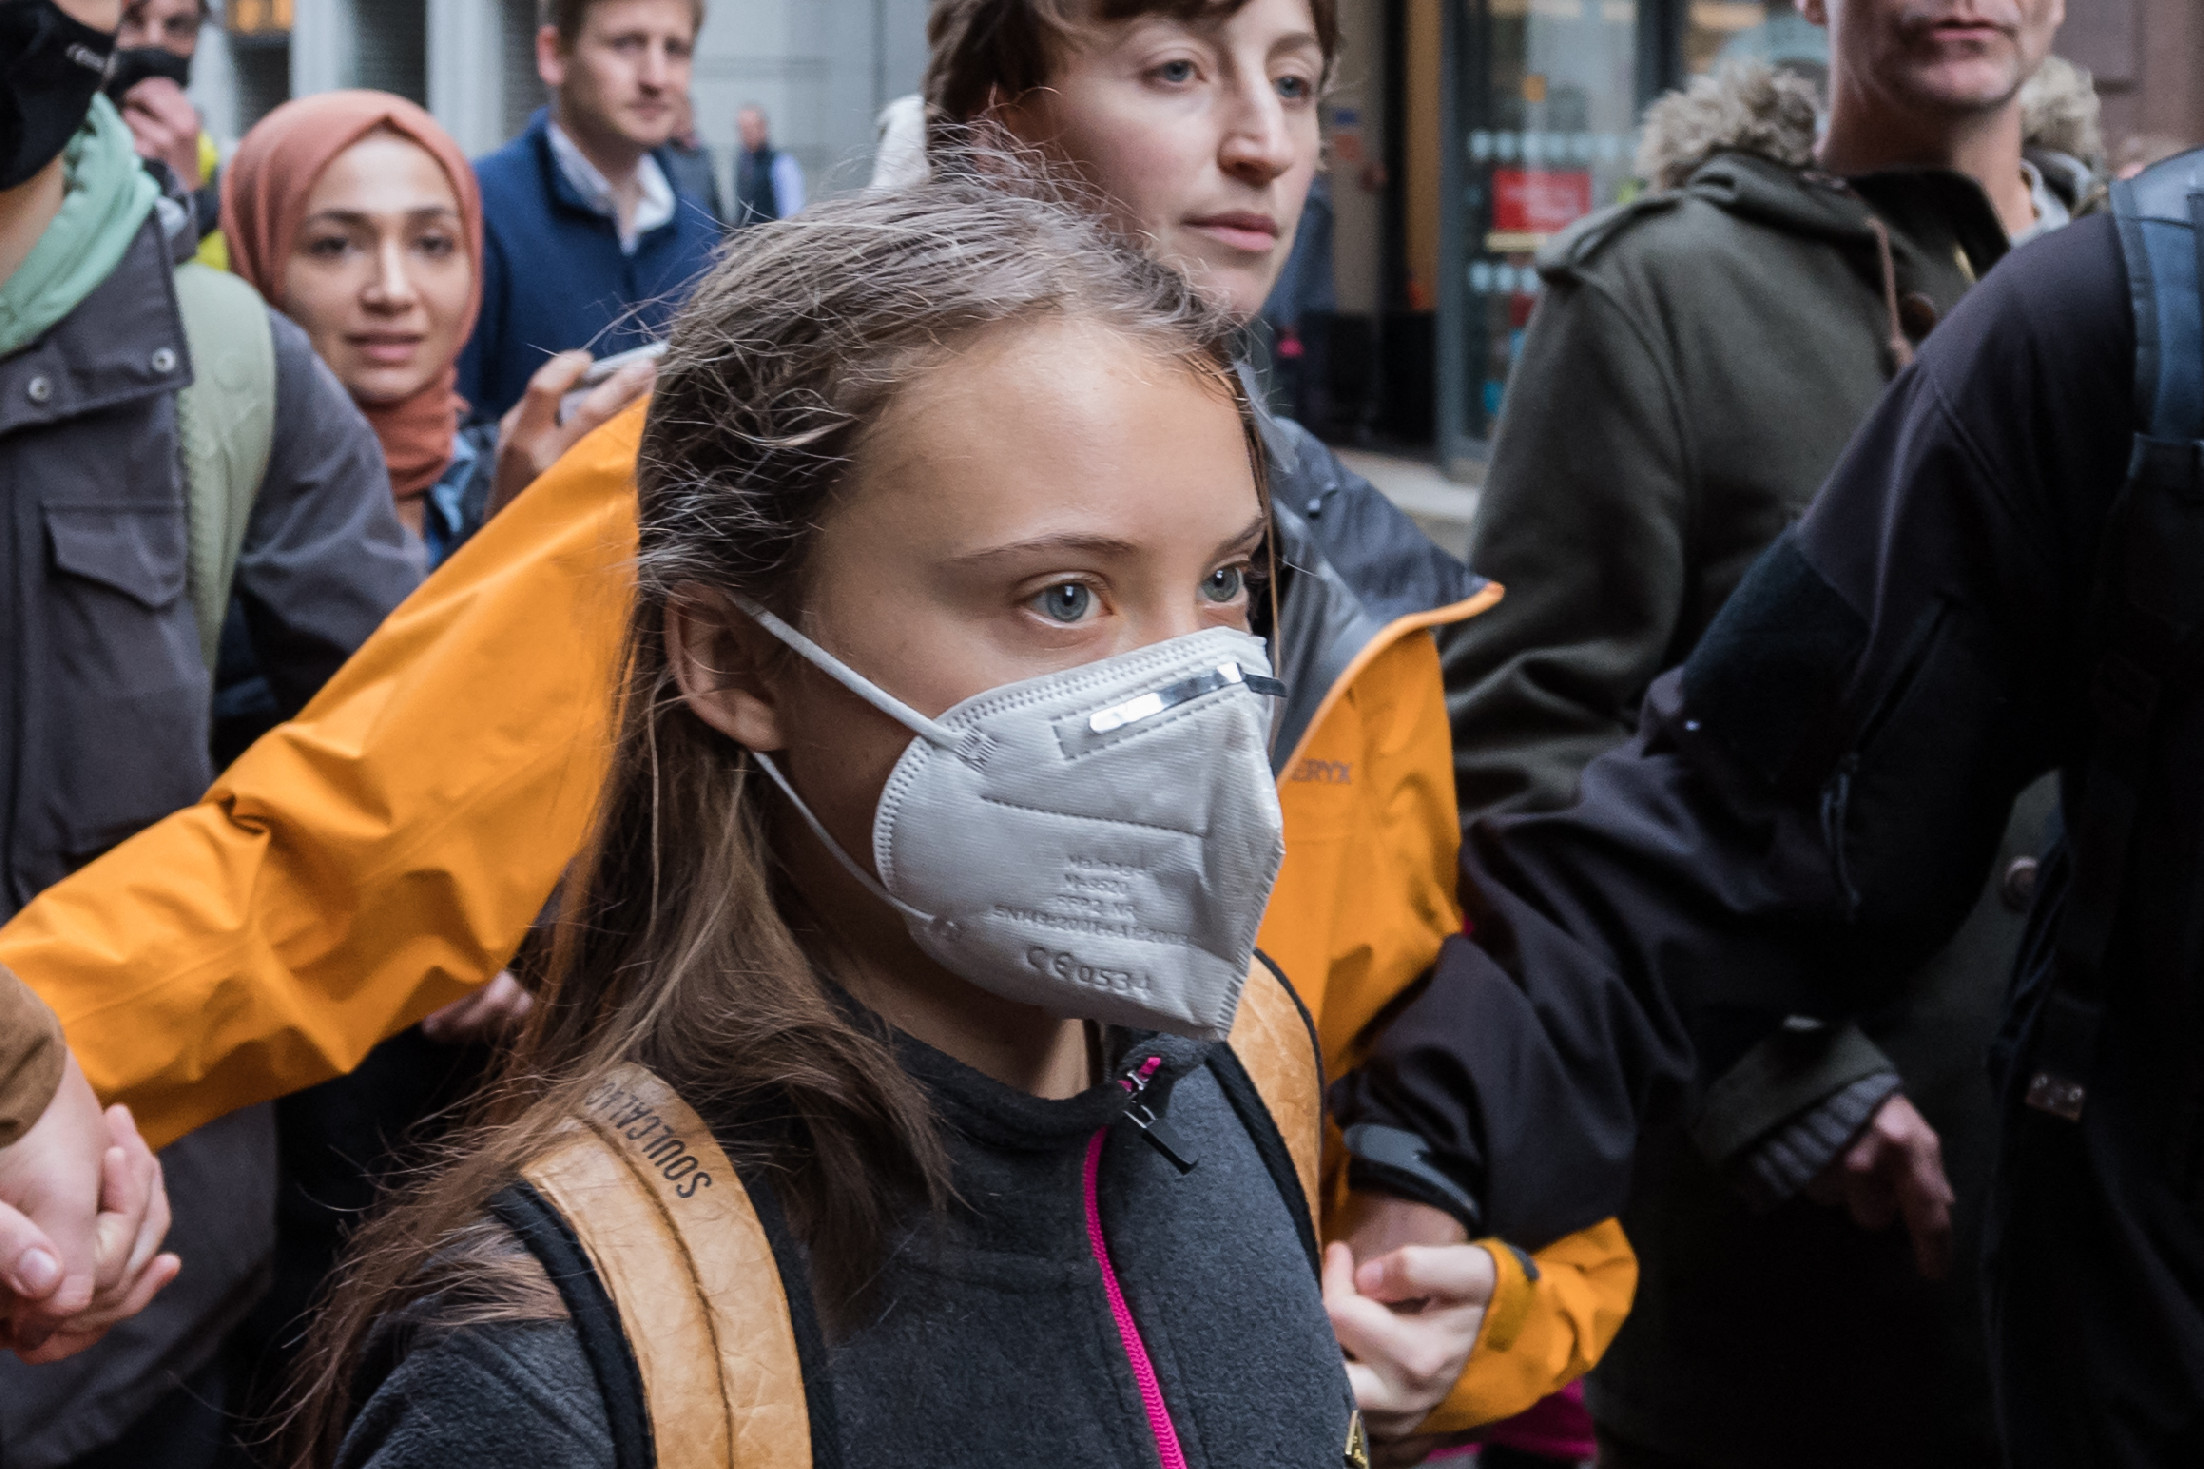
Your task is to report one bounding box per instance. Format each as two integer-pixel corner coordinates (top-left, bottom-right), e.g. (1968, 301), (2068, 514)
(336, 1029), (1359, 1469)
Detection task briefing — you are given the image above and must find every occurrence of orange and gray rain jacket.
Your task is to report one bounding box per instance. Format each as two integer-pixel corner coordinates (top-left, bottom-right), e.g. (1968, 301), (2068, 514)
(0, 402), (1633, 1432)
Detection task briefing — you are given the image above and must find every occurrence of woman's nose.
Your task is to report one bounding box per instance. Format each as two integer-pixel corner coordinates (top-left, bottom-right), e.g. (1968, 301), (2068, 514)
(363, 238), (418, 311)
(1218, 86), (1295, 187)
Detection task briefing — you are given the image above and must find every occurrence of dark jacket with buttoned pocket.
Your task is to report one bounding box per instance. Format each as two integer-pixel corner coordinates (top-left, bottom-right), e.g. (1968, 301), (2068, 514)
(0, 210), (418, 1465)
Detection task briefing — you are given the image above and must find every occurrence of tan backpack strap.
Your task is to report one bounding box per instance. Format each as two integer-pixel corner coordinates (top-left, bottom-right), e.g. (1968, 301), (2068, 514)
(520, 1064), (814, 1469)
(1224, 952), (1325, 1244)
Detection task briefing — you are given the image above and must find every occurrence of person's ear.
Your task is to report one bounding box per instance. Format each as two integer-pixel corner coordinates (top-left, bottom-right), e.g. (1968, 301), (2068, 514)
(663, 591), (789, 753)
(535, 25), (568, 91)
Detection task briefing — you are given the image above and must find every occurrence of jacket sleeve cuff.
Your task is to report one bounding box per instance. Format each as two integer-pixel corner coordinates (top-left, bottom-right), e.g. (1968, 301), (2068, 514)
(1416, 1217), (1639, 1435)
(0, 965), (66, 1148)
(1688, 1017), (1897, 1165)
(1729, 1070), (1902, 1210)
(1341, 1123), (1485, 1236)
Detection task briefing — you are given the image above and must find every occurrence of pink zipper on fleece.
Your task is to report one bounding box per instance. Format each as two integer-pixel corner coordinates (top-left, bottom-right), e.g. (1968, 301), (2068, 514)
(1086, 1055), (1188, 1469)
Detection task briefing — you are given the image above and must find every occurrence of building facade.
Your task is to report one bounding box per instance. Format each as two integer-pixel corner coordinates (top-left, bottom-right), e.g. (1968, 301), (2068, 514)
(194, 0), (932, 203)
(186, 0), (2200, 473)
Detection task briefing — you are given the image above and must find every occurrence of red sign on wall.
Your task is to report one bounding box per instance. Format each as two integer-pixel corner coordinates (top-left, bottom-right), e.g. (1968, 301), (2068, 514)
(1491, 169), (1594, 235)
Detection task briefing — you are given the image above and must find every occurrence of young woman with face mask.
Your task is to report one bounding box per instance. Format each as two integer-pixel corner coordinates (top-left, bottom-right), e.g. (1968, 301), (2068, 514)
(0, 1), (1635, 1451)
(927, 0), (1636, 1445)
(294, 178), (1364, 1469)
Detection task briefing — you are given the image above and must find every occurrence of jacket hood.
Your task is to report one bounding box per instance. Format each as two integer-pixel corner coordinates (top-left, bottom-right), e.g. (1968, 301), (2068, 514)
(1636, 62), (1819, 193)
(1638, 60), (2105, 207)
(1249, 396), (1486, 771)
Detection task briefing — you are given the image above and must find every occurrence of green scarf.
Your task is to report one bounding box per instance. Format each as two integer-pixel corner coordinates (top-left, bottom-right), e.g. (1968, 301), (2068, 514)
(0, 96), (162, 359)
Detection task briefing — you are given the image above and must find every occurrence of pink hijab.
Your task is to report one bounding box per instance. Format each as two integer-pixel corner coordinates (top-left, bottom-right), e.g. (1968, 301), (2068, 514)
(221, 91), (484, 504)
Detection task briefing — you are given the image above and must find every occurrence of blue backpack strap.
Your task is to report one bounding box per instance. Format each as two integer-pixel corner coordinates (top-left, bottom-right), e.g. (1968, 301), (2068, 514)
(2113, 150), (2204, 444)
(2026, 152), (2204, 1128)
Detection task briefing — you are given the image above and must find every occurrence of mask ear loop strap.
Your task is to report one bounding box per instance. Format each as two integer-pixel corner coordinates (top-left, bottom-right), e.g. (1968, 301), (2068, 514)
(747, 750), (937, 926)
(733, 596), (960, 749)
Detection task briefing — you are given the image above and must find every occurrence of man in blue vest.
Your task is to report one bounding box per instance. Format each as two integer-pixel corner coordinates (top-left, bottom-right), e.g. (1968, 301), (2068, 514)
(732, 102), (804, 226)
(459, 0), (720, 421)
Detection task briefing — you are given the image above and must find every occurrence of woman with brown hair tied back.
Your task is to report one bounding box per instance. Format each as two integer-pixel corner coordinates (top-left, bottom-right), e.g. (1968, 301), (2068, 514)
(222, 92), (653, 568)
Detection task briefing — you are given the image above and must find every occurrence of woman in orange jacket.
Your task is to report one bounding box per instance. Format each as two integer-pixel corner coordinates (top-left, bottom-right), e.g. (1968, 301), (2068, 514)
(0, 0), (1634, 1440)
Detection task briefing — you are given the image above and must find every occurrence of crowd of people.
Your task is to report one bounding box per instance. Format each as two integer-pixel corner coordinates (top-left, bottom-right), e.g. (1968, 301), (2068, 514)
(0, 0), (2199, 1465)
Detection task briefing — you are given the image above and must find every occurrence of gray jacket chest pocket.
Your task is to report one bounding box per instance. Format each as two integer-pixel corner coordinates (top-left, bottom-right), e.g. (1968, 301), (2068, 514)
(30, 502), (210, 877)
(42, 503), (197, 689)
(46, 503), (188, 606)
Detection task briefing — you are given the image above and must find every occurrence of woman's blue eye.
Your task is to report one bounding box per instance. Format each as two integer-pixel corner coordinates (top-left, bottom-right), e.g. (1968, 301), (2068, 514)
(1035, 583), (1095, 622)
(1154, 58), (1197, 84)
(1201, 565), (1246, 603)
(1277, 74), (1312, 101)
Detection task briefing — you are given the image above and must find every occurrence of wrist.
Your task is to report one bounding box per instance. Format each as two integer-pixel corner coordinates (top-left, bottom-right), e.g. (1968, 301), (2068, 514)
(1342, 1123), (1483, 1235)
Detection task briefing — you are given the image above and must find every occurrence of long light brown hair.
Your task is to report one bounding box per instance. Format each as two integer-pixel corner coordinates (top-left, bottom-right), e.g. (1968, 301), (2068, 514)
(289, 170), (1261, 1464)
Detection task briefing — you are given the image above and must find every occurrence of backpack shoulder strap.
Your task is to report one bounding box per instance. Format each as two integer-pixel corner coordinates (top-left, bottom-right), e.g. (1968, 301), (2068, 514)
(2112, 148), (2204, 445)
(1213, 951), (1324, 1272)
(171, 261), (276, 669)
(2026, 152), (2204, 1126)
(506, 1064), (817, 1469)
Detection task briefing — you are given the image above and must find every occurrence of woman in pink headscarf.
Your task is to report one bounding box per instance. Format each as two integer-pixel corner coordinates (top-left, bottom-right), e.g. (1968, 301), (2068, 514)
(223, 91), (652, 566)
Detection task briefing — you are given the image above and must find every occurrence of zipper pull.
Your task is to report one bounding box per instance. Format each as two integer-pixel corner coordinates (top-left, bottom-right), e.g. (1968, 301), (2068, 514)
(1118, 1057), (1198, 1175)
(1125, 1098), (1199, 1174)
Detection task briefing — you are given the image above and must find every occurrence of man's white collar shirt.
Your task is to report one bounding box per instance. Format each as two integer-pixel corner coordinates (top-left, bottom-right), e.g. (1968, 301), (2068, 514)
(548, 120), (675, 255)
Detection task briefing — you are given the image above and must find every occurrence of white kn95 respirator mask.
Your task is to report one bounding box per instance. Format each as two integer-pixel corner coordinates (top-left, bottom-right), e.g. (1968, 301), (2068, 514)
(736, 600), (1287, 1042)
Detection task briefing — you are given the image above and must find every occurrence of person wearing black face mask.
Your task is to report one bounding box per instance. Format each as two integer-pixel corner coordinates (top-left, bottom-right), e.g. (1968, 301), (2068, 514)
(109, 0), (221, 264)
(0, 0), (420, 1462)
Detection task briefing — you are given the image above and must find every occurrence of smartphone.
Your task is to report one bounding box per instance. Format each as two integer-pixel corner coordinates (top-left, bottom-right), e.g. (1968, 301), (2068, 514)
(558, 341), (668, 423)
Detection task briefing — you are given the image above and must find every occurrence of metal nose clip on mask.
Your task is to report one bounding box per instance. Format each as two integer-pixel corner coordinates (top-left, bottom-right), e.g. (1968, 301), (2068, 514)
(736, 600), (1289, 1042)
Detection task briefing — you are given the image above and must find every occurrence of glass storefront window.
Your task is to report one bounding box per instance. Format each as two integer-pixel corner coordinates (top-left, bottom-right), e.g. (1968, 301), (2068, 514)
(1455, 0), (1641, 442)
(1444, 0), (1824, 456)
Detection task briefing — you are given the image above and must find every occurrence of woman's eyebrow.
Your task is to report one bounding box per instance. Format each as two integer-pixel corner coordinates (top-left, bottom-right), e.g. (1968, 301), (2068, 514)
(952, 532), (1145, 565)
(953, 511), (1264, 566)
(299, 205), (463, 227)
(1215, 512), (1269, 557)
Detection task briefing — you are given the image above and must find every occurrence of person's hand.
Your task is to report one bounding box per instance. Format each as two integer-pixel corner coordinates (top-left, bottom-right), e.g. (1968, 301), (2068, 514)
(420, 970), (535, 1046)
(1805, 1090), (1954, 1279)
(118, 78), (203, 190)
(1324, 1240), (1497, 1448)
(489, 349), (659, 519)
(11, 1105), (178, 1364)
(0, 1055), (177, 1358)
(1325, 1194), (1492, 1449)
